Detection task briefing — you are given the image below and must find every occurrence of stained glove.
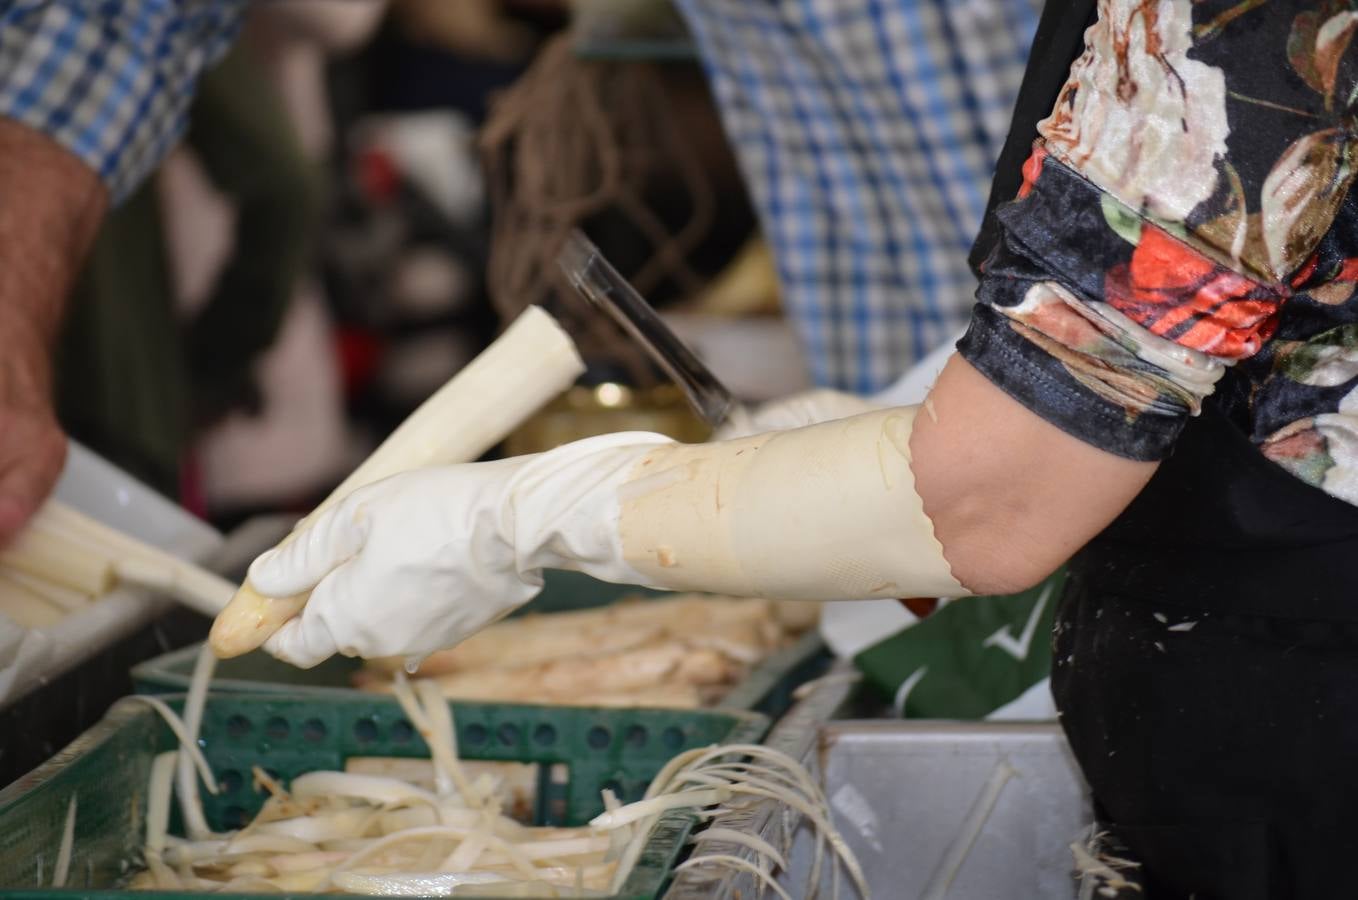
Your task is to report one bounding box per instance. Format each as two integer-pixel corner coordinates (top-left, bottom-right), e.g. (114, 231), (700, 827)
(252, 407), (970, 668)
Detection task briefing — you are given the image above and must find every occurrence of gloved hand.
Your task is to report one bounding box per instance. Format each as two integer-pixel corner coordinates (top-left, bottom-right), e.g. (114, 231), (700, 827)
(252, 407), (970, 668)
(250, 433), (668, 667)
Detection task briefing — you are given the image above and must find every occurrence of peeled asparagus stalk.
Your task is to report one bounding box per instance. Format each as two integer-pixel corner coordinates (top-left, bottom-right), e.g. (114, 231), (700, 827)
(209, 306), (585, 659)
(368, 596), (782, 676)
(0, 573), (67, 628)
(0, 520), (111, 596)
(0, 500), (238, 617)
(1, 568), (90, 612)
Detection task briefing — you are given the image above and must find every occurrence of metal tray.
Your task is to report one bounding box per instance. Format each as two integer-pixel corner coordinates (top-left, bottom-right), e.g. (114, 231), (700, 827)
(670, 678), (1093, 899)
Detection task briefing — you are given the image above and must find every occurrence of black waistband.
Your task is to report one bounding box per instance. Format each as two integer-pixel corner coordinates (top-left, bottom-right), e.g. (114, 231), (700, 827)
(1074, 402), (1358, 621)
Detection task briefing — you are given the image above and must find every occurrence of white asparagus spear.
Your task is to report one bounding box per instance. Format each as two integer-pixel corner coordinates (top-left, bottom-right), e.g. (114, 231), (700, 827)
(0, 572), (67, 628)
(0, 500), (239, 617)
(0, 567), (91, 612)
(0, 521), (112, 596)
(209, 306), (585, 658)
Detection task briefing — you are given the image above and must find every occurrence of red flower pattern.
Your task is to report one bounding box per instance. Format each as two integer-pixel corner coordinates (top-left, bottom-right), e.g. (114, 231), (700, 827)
(1104, 225), (1286, 359)
(1017, 146), (1048, 200)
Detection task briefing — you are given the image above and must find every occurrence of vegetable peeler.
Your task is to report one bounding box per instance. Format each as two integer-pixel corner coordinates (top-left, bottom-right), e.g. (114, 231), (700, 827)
(557, 230), (746, 431)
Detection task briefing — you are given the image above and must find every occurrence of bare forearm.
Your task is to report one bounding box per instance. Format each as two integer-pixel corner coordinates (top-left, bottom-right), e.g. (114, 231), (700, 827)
(0, 118), (107, 342)
(0, 118), (108, 540)
(910, 355), (1157, 596)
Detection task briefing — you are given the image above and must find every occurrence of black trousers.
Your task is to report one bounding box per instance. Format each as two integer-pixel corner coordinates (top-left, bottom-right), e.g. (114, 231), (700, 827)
(1052, 572), (1358, 899)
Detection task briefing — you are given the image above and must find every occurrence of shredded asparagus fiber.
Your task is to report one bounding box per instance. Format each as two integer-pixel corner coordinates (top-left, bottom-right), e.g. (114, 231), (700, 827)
(124, 649), (865, 897)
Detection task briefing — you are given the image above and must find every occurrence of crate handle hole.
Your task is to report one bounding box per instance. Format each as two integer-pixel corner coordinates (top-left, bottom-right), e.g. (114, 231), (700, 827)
(302, 718), (327, 742)
(533, 724), (557, 747)
(586, 726), (612, 750)
(353, 719), (379, 743)
(463, 723), (489, 747)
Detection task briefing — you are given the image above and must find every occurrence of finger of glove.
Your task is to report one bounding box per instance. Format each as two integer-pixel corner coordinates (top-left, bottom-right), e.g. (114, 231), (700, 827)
(249, 495), (371, 597)
(262, 615), (338, 670)
(268, 550), (398, 668)
(259, 559), (364, 668)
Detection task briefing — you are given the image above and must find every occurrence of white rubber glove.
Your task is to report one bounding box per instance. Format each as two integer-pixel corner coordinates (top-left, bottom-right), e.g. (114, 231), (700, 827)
(253, 408), (968, 668)
(717, 330), (963, 439)
(716, 389), (880, 440)
(251, 433), (668, 668)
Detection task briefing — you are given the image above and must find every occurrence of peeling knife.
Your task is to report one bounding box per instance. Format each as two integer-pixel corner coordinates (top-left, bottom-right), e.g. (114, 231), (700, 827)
(557, 230), (745, 430)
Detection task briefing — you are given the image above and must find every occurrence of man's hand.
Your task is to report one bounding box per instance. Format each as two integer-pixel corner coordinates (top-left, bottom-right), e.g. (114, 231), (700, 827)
(0, 119), (108, 545)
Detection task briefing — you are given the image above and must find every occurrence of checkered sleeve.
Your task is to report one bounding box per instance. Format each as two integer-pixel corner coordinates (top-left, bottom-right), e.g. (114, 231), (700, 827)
(674, 0), (1038, 392)
(0, 0), (245, 204)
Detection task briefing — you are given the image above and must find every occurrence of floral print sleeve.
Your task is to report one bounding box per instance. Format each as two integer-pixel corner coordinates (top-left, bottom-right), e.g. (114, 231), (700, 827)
(961, 0), (1358, 503)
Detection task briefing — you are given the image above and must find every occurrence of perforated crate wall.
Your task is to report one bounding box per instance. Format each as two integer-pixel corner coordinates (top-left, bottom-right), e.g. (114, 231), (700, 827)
(0, 693), (767, 899)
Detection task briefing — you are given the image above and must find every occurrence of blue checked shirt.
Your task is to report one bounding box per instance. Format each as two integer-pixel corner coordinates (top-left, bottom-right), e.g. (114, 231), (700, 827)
(0, 0), (244, 204)
(674, 0), (1039, 391)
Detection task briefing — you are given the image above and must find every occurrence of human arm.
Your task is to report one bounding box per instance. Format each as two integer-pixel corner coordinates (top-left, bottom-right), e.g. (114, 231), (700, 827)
(0, 0), (245, 540)
(720, 334), (1156, 597)
(238, 0), (1347, 668)
(910, 353), (1154, 596)
(0, 120), (107, 541)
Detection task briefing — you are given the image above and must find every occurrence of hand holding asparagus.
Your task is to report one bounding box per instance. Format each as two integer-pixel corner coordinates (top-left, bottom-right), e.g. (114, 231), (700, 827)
(209, 306), (586, 659)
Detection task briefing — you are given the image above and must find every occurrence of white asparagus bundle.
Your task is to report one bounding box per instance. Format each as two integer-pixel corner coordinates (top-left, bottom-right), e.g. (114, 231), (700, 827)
(0, 609), (27, 668)
(357, 641), (739, 708)
(0, 499), (238, 619)
(365, 595), (796, 677)
(355, 594), (819, 709)
(0, 573), (67, 628)
(358, 678), (708, 710)
(209, 306), (585, 659)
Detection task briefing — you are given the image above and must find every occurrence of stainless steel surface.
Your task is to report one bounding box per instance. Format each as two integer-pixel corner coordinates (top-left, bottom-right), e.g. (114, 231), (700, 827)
(669, 703), (1093, 899)
(557, 231), (738, 428)
(796, 722), (1090, 899)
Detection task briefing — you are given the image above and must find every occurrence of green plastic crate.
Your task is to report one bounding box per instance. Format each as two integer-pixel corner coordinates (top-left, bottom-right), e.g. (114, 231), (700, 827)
(131, 572), (829, 718)
(0, 693), (767, 899)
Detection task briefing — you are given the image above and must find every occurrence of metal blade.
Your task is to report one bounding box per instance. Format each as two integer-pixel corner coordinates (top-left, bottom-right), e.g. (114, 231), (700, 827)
(557, 230), (737, 428)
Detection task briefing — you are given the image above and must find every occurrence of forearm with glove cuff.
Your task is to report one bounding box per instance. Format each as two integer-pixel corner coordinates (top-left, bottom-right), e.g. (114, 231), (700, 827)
(234, 406), (968, 668)
(616, 407), (965, 601)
